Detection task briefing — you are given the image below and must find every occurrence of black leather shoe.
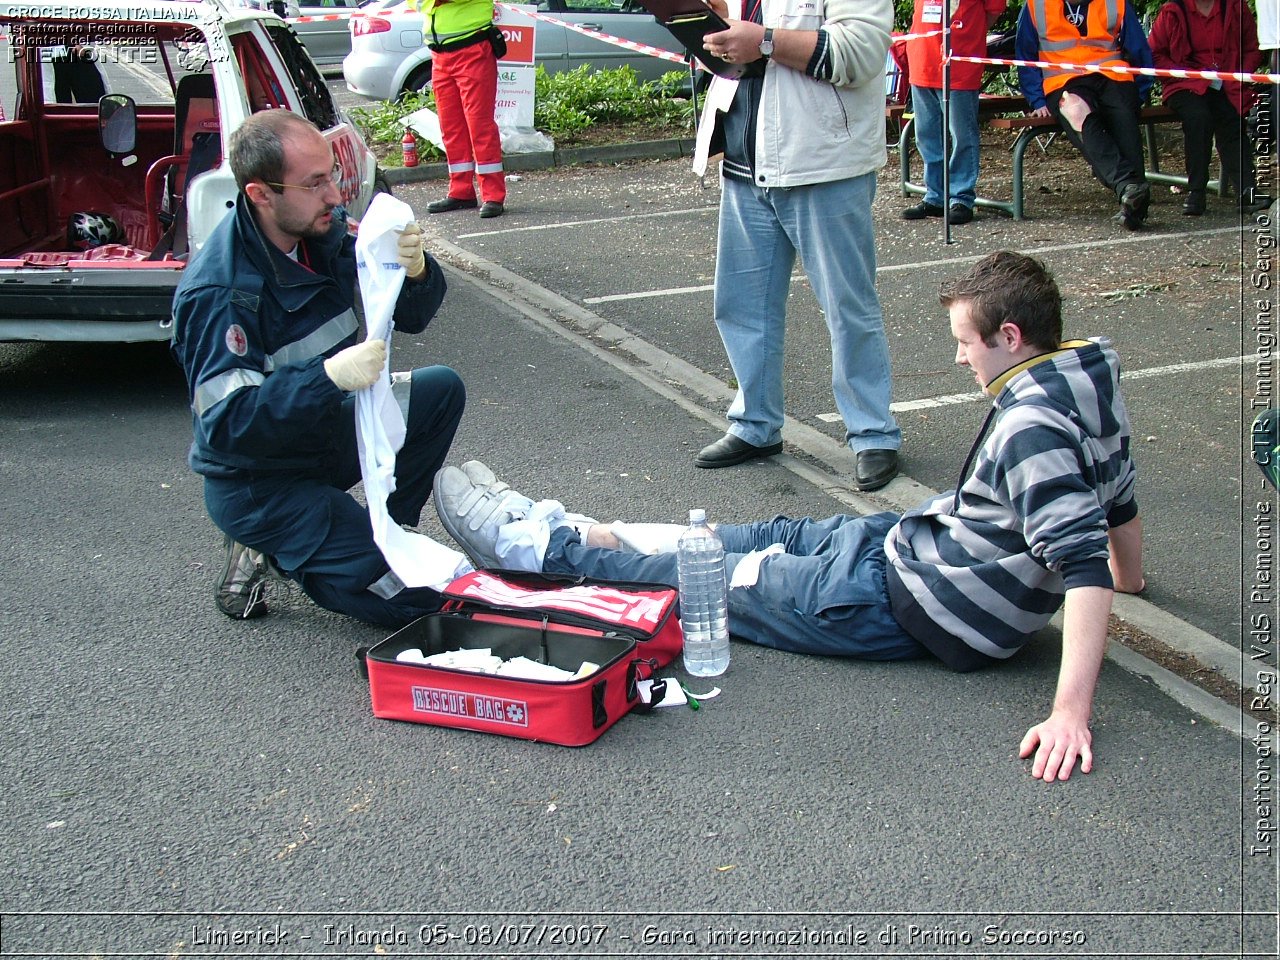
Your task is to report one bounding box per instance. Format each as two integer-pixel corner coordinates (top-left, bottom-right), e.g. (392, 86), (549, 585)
(694, 434), (783, 469)
(426, 196), (478, 214)
(854, 449), (899, 492)
(1182, 190), (1205, 216)
(902, 201), (944, 220)
(948, 204), (974, 225)
(479, 201), (505, 219)
(1119, 181), (1150, 230)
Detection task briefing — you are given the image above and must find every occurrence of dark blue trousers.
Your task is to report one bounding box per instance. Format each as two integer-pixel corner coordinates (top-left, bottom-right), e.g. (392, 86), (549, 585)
(205, 365), (465, 628)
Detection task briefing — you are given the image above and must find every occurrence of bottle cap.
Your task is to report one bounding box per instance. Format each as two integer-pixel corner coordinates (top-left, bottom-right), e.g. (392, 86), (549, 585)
(689, 508), (706, 524)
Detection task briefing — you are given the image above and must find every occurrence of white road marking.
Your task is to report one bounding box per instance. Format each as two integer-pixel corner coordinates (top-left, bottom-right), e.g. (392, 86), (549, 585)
(582, 225), (1245, 304)
(456, 205), (717, 242)
(113, 56), (175, 101)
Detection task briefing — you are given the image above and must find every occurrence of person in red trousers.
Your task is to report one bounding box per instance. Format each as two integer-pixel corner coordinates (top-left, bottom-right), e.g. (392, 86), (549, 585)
(416, 0), (506, 218)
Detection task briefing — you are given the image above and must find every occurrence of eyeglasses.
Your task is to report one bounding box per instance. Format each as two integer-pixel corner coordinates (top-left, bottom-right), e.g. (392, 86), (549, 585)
(265, 164), (342, 195)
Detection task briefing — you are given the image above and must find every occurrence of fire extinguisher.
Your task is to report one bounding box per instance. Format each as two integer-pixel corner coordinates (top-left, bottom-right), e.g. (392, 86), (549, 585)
(402, 130), (419, 168)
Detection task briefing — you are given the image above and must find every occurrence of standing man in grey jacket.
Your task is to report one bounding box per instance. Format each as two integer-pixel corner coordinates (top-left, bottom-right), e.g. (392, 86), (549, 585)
(690, 0), (901, 491)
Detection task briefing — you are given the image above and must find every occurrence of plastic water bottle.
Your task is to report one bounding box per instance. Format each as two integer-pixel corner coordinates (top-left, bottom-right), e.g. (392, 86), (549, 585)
(676, 508), (730, 677)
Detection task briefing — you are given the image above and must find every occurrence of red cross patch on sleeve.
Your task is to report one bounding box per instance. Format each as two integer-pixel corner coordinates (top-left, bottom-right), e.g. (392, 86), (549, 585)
(225, 324), (249, 356)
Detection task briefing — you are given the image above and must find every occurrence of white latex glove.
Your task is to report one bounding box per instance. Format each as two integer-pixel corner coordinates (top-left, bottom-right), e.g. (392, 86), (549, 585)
(396, 221), (427, 280)
(324, 339), (386, 391)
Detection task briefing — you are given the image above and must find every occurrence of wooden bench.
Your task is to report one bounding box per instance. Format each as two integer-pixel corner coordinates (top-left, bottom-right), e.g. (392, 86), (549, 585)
(893, 98), (1215, 220)
(986, 104), (1223, 218)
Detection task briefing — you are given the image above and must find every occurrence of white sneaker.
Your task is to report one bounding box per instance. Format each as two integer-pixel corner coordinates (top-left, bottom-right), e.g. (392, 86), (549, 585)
(433, 465), (533, 568)
(459, 459), (596, 537)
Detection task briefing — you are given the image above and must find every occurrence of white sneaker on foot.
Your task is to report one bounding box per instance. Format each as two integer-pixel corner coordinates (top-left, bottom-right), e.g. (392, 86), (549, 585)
(433, 465), (534, 568)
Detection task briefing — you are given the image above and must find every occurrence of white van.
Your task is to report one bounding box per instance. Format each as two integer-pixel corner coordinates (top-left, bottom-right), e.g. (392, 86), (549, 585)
(0, 0), (381, 342)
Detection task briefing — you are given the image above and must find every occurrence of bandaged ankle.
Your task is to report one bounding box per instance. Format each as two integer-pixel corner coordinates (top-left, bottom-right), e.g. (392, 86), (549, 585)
(609, 522), (685, 555)
(494, 501), (597, 571)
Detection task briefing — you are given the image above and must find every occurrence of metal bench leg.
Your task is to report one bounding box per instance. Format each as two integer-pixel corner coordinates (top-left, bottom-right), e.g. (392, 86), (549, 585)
(1144, 122), (1160, 175)
(1142, 120), (1226, 196)
(1009, 128), (1034, 220)
(900, 116), (924, 198)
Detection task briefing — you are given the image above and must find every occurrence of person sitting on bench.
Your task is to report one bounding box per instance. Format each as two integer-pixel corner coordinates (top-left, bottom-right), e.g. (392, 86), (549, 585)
(1015, 0), (1156, 229)
(1148, 0), (1272, 216)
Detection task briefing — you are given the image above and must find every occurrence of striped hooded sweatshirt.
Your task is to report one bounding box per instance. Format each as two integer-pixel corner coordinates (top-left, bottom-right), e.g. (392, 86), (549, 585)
(884, 338), (1138, 671)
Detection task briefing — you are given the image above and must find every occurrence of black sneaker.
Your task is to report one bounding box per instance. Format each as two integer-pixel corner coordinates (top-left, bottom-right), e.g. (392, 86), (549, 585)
(948, 204), (974, 225)
(901, 201), (944, 220)
(215, 536), (275, 620)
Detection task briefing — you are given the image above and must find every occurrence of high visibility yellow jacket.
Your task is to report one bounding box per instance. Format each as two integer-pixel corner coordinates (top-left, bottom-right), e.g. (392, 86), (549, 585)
(413, 0), (493, 48)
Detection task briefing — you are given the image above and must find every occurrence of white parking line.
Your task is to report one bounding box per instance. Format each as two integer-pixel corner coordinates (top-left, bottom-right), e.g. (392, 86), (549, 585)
(874, 354), (1254, 414)
(587, 282), (718, 304)
(581, 225), (1246, 304)
(456, 205), (716, 241)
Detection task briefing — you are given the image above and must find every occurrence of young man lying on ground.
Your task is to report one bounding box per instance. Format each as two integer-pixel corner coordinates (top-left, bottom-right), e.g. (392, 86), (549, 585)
(433, 252), (1146, 783)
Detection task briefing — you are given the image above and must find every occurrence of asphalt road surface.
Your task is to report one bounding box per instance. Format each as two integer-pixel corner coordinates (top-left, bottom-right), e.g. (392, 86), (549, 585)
(0, 74), (1275, 960)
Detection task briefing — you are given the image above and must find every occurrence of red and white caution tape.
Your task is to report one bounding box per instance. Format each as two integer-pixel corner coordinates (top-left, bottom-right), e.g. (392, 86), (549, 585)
(496, 1), (688, 66)
(892, 28), (946, 41)
(950, 53), (1280, 85)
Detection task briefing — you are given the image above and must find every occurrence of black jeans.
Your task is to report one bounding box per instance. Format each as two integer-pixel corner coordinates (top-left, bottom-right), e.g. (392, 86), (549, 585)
(1048, 74), (1146, 196)
(1167, 87), (1254, 196)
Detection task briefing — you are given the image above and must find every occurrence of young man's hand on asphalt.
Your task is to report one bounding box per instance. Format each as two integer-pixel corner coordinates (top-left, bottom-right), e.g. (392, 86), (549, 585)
(1019, 712), (1093, 782)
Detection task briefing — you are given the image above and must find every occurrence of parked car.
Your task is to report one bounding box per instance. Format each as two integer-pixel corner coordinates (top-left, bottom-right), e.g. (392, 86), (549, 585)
(343, 0), (687, 101)
(0, 0), (380, 343)
(234, 0), (365, 70)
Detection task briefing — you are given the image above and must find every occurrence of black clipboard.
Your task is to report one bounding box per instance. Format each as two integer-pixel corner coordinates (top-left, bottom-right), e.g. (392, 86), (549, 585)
(634, 0), (760, 79)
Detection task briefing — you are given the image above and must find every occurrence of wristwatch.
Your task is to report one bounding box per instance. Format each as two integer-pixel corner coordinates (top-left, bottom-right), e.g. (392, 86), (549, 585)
(759, 27), (774, 60)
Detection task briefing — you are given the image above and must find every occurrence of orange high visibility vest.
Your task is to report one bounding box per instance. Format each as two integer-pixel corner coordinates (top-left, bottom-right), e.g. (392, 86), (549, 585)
(1028, 0), (1134, 94)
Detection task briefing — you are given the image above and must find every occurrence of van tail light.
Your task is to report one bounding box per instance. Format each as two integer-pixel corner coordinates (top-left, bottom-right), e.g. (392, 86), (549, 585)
(352, 16), (392, 36)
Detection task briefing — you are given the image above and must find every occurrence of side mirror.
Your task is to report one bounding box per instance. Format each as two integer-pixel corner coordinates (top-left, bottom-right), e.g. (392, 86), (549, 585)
(99, 93), (137, 157)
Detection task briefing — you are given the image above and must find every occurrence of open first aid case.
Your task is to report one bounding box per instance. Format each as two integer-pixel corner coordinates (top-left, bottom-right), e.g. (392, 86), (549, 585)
(362, 570), (683, 746)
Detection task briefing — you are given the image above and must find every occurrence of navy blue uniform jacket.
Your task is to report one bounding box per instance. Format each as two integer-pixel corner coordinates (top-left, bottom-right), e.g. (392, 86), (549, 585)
(171, 195), (447, 481)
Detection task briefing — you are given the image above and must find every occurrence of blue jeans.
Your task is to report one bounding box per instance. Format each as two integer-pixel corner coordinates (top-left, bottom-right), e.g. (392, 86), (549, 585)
(714, 173), (901, 453)
(543, 513), (926, 660)
(910, 85), (981, 209)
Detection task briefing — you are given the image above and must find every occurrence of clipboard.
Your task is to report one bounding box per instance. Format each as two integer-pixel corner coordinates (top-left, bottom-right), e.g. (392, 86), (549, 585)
(634, 0), (761, 79)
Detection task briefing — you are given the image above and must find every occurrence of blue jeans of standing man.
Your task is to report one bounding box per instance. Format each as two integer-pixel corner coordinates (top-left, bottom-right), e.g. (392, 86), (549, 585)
(542, 513), (926, 661)
(714, 173), (901, 454)
(910, 85), (981, 210)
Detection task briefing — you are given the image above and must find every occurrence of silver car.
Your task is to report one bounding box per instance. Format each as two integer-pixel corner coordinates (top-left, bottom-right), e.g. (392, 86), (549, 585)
(234, 0), (364, 70)
(292, 0), (368, 69)
(343, 0), (687, 100)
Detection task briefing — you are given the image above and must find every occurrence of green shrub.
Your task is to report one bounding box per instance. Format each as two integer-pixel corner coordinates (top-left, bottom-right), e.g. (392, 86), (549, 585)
(348, 91), (445, 163)
(533, 64), (693, 132)
(348, 64), (695, 166)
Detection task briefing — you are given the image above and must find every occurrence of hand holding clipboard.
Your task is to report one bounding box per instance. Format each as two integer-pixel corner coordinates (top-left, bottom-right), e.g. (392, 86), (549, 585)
(634, 0), (764, 79)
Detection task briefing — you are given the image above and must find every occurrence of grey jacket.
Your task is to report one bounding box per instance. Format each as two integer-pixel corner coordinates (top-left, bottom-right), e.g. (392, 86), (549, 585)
(692, 0), (891, 187)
